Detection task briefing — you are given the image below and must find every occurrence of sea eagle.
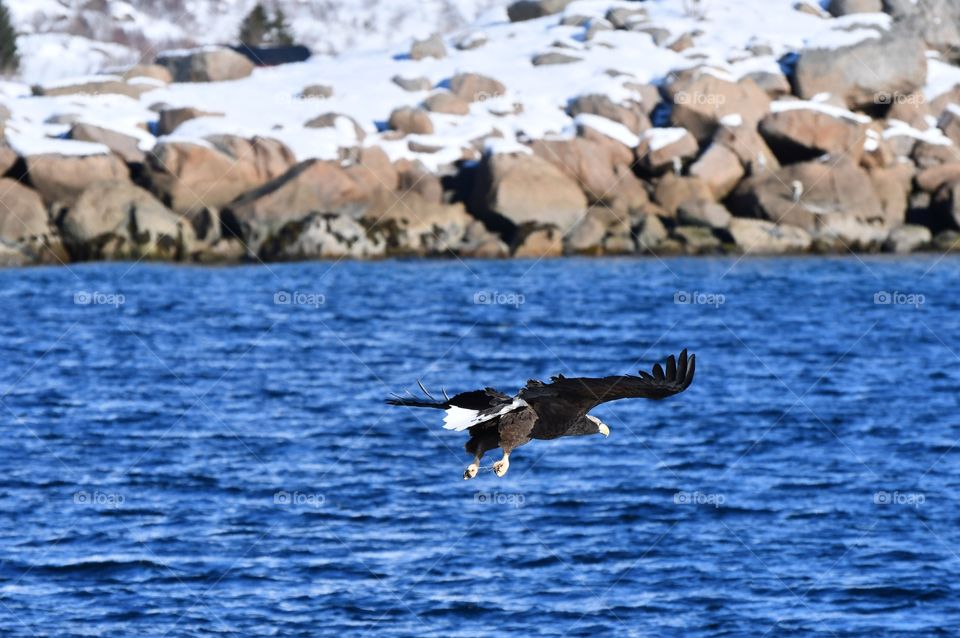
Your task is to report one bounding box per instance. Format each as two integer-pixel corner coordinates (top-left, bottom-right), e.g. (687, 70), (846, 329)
(387, 349), (695, 479)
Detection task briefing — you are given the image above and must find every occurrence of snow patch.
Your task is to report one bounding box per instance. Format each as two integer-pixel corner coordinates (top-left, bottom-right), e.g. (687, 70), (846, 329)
(573, 113), (639, 147)
(641, 127), (689, 151)
(720, 113), (743, 127)
(484, 138), (533, 156)
(925, 59), (960, 102)
(156, 45), (231, 59)
(5, 130), (111, 157)
(770, 99), (872, 124)
(883, 119), (953, 146)
(16, 34), (136, 86)
(40, 74), (125, 90)
(801, 14), (889, 51)
(728, 55), (784, 80)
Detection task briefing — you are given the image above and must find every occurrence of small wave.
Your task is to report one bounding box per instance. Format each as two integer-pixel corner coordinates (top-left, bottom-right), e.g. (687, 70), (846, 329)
(785, 509), (850, 520)
(97, 508), (167, 517)
(772, 481), (844, 491)
(706, 505), (779, 518)
(517, 555), (566, 568)
(570, 549), (643, 563)
(843, 585), (949, 601)
(421, 602), (504, 617)
(862, 549), (934, 563)
(37, 558), (168, 575)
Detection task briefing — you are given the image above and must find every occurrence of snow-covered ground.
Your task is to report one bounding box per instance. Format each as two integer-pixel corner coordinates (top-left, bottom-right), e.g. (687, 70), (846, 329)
(16, 34), (137, 86)
(7, 0), (510, 84)
(1, 0), (960, 172)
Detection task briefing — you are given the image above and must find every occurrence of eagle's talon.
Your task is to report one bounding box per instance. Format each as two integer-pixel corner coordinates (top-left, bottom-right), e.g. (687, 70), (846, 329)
(492, 459), (509, 477)
(464, 464), (479, 480)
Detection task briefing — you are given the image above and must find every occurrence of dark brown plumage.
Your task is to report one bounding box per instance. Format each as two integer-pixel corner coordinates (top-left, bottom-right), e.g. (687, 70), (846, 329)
(387, 349), (696, 479)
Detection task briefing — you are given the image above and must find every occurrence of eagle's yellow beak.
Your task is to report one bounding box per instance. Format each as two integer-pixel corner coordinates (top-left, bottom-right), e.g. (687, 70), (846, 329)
(598, 423), (610, 437)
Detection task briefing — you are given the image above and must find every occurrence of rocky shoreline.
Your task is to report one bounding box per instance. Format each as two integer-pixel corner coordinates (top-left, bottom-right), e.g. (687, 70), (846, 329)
(3, 0), (960, 266)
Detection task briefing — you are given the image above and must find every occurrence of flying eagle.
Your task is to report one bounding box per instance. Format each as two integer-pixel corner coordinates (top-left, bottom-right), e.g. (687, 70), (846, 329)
(387, 349), (695, 479)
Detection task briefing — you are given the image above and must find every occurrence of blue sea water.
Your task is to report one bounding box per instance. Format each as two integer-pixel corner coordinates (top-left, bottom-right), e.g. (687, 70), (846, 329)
(0, 256), (958, 637)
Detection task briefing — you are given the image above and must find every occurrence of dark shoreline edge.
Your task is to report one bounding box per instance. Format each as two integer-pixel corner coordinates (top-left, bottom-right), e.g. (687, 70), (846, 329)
(5, 250), (958, 272)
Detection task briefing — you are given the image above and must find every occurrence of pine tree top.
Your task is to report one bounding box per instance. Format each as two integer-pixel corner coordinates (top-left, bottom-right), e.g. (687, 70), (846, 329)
(239, 2), (295, 47)
(0, 0), (19, 75)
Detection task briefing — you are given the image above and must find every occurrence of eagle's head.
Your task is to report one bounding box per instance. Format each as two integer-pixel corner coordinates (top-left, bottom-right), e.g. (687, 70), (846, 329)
(580, 414), (610, 437)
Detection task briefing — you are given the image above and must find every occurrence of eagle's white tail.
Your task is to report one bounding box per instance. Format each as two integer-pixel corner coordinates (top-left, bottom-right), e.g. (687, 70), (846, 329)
(442, 398), (528, 432)
(442, 406), (480, 431)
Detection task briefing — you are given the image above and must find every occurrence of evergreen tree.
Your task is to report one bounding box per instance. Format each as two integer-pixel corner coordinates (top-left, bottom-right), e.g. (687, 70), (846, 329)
(270, 8), (294, 46)
(239, 3), (295, 47)
(0, 0), (19, 75)
(239, 3), (270, 46)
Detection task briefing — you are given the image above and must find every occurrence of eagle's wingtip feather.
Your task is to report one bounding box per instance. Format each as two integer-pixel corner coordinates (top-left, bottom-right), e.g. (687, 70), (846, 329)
(653, 363), (665, 380)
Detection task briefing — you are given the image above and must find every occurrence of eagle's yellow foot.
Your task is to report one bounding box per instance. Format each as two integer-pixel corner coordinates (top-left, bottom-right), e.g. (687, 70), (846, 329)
(464, 463), (479, 480)
(492, 455), (510, 477)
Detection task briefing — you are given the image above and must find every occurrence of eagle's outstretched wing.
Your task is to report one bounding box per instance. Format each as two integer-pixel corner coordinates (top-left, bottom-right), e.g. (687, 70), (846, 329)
(520, 350), (695, 414)
(386, 386), (519, 431)
(386, 386), (509, 410)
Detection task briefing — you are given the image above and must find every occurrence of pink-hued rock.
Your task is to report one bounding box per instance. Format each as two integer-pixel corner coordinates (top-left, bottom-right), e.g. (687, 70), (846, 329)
(388, 107), (434, 135)
(793, 31), (927, 109)
(147, 137), (295, 216)
(729, 157), (887, 234)
(62, 180), (196, 260)
(512, 225), (564, 257)
(155, 47), (254, 83)
(567, 94), (650, 135)
(636, 127), (699, 173)
(0, 178), (66, 263)
(690, 143), (745, 199)
(759, 103), (869, 163)
(68, 123), (146, 164)
(664, 70), (770, 142)
(728, 217), (812, 254)
(224, 159), (372, 243)
(26, 152), (129, 206)
(653, 175), (714, 216)
(470, 150), (588, 234)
